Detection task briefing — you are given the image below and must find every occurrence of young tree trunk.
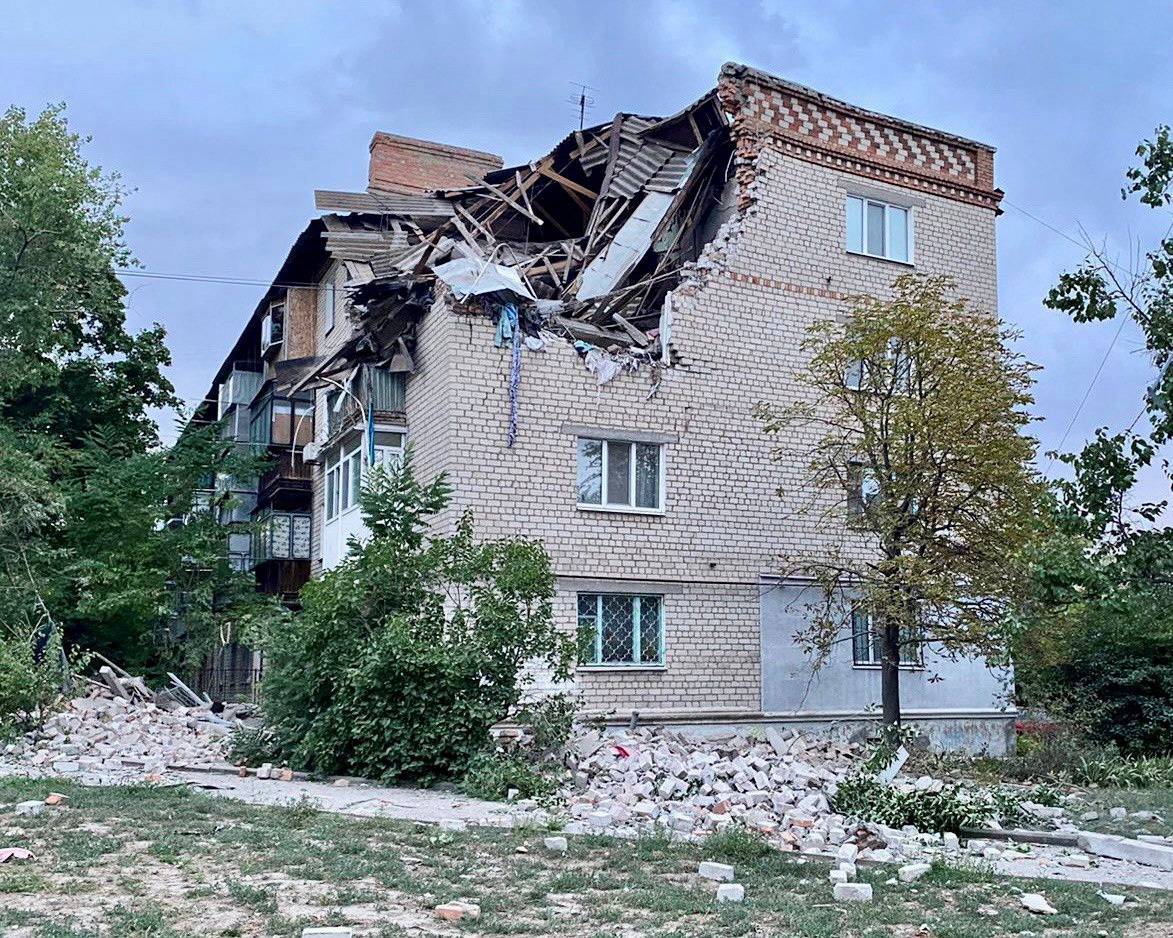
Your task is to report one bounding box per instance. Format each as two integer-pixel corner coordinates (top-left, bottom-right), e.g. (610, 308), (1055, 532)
(881, 621), (902, 728)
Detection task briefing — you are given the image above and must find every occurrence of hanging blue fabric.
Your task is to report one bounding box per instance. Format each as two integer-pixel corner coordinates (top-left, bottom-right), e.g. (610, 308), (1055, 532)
(367, 402), (376, 465)
(494, 304), (515, 348)
(503, 304), (522, 447)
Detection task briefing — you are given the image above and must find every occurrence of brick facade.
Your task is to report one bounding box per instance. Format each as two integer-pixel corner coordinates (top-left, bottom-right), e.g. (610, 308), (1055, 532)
(300, 72), (1002, 725)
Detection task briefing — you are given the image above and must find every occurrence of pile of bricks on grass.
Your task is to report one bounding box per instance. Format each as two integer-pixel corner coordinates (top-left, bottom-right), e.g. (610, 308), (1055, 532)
(1, 686), (238, 783)
(555, 723), (963, 863)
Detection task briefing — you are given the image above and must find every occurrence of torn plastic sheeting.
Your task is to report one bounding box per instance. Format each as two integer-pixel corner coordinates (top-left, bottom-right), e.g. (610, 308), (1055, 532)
(584, 348), (622, 385)
(432, 256), (536, 301)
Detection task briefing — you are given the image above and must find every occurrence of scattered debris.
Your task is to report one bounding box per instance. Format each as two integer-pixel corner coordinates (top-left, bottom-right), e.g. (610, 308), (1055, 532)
(1, 671), (241, 783)
(1076, 831), (1173, 871)
(698, 861), (735, 882)
(833, 882), (873, 903)
(434, 901), (481, 922)
(0, 847), (34, 863)
(1098, 891), (1126, 906)
(543, 836), (568, 853)
(302, 929), (354, 938)
(1020, 893), (1058, 915)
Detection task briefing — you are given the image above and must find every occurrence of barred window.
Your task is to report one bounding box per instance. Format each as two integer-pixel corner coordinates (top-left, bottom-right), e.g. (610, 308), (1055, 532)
(578, 594), (663, 666)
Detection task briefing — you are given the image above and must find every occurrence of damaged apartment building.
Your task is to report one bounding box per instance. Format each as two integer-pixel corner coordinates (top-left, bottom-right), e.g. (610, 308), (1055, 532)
(197, 62), (1014, 752)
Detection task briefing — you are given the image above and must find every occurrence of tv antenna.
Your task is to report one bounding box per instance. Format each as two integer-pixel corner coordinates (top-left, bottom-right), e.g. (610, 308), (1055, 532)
(567, 81), (598, 130)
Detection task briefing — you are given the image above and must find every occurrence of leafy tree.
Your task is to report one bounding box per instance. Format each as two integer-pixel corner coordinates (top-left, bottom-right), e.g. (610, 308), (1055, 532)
(757, 274), (1044, 729)
(0, 104), (175, 451)
(1015, 125), (1173, 754)
(261, 455), (576, 782)
(0, 104), (278, 681)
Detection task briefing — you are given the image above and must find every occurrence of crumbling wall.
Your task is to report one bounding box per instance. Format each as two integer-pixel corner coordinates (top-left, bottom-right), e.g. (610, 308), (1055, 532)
(431, 117), (1000, 721)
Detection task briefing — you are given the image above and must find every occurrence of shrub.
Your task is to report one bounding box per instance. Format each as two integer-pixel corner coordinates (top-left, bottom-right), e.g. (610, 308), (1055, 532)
(226, 726), (282, 767)
(0, 625), (70, 732)
(260, 455), (576, 784)
(460, 750), (559, 801)
(516, 694), (577, 755)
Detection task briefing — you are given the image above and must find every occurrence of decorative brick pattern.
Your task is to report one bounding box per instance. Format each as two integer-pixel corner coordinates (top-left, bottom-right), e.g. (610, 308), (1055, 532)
(719, 66), (1001, 213)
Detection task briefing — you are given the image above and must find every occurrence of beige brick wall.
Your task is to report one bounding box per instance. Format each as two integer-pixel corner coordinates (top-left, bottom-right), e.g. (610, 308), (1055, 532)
(429, 143), (998, 716)
(305, 138), (998, 718)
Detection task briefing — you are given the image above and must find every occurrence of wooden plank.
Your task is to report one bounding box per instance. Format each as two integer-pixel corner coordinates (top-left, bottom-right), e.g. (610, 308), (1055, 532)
(466, 173), (544, 226)
(537, 165), (598, 200)
(553, 315), (633, 348)
(611, 312), (650, 346)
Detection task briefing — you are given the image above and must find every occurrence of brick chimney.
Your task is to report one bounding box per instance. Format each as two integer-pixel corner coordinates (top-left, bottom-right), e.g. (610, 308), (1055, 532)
(368, 132), (503, 194)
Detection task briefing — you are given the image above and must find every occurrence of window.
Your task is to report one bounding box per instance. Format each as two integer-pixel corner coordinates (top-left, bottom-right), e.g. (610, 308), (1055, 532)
(847, 462), (881, 518)
(347, 449), (361, 510)
(261, 301), (284, 355)
(254, 511), (311, 563)
(576, 438), (662, 510)
(846, 196), (911, 263)
(318, 261), (343, 333)
(249, 395), (314, 449)
(578, 594), (664, 666)
(326, 462), (340, 521)
(851, 608), (922, 666)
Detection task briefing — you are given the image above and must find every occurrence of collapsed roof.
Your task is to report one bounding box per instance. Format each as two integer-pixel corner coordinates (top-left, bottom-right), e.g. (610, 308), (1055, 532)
(299, 89), (735, 390)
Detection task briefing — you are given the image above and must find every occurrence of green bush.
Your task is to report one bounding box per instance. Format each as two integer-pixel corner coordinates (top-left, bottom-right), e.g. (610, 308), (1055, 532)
(260, 455), (576, 784)
(226, 726), (282, 767)
(460, 750), (559, 801)
(0, 625), (69, 731)
(832, 773), (998, 833)
(516, 694), (577, 754)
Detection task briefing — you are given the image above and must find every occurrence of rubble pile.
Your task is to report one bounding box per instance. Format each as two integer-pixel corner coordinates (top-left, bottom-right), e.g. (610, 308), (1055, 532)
(1, 688), (236, 782)
(558, 724), (940, 861)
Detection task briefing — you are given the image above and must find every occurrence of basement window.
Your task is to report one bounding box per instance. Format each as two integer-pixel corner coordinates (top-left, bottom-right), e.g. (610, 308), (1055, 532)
(578, 594), (664, 667)
(576, 438), (663, 512)
(846, 196), (912, 264)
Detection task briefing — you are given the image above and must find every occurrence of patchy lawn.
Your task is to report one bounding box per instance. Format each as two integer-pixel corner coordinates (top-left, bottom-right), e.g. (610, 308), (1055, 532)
(1, 778), (1171, 937)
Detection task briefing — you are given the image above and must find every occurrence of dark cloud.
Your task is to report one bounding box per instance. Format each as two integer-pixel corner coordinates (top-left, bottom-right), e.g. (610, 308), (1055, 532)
(3, 0), (1169, 501)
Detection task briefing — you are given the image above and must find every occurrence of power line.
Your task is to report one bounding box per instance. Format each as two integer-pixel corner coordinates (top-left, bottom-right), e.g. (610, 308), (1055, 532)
(1002, 199), (1141, 476)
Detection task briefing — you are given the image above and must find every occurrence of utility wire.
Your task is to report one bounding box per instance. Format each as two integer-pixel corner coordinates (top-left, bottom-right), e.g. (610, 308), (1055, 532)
(1002, 199), (1139, 477)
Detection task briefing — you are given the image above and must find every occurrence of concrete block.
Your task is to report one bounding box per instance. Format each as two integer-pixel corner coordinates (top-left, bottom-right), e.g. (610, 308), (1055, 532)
(833, 882), (873, 902)
(716, 883), (745, 903)
(14, 801), (45, 816)
(1076, 831), (1173, 870)
(435, 901), (481, 921)
(828, 869), (848, 883)
(543, 836), (568, 853)
(698, 861), (735, 882)
(897, 862), (931, 883)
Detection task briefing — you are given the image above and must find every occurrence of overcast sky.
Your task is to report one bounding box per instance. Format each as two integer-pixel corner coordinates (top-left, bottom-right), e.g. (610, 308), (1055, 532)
(4, 1), (1170, 499)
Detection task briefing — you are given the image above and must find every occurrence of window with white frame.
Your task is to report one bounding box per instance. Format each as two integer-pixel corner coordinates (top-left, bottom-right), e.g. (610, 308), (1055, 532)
(578, 594), (664, 666)
(576, 438), (662, 510)
(317, 261), (343, 334)
(851, 607), (921, 666)
(846, 195), (912, 264)
(325, 461), (340, 521)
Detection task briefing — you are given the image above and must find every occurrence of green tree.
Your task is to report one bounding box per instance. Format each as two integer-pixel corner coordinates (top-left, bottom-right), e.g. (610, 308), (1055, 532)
(261, 455), (576, 782)
(1016, 125), (1173, 754)
(0, 104), (175, 451)
(0, 104), (278, 684)
(757, 274), (1044, 729)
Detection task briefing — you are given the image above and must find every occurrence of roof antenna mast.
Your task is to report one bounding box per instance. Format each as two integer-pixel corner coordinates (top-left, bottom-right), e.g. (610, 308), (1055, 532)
(567, 81), (597, 130)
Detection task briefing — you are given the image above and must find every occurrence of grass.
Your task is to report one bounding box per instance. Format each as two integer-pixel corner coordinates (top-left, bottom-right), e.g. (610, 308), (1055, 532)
(0, 776), (1171, 936)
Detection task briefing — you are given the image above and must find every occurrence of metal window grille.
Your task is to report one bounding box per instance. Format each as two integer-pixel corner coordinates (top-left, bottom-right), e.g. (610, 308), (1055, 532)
(578, 593), (663, 666)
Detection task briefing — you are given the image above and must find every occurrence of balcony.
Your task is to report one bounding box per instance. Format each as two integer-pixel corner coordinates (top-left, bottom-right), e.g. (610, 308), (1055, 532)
(258, 449), (314, 506)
